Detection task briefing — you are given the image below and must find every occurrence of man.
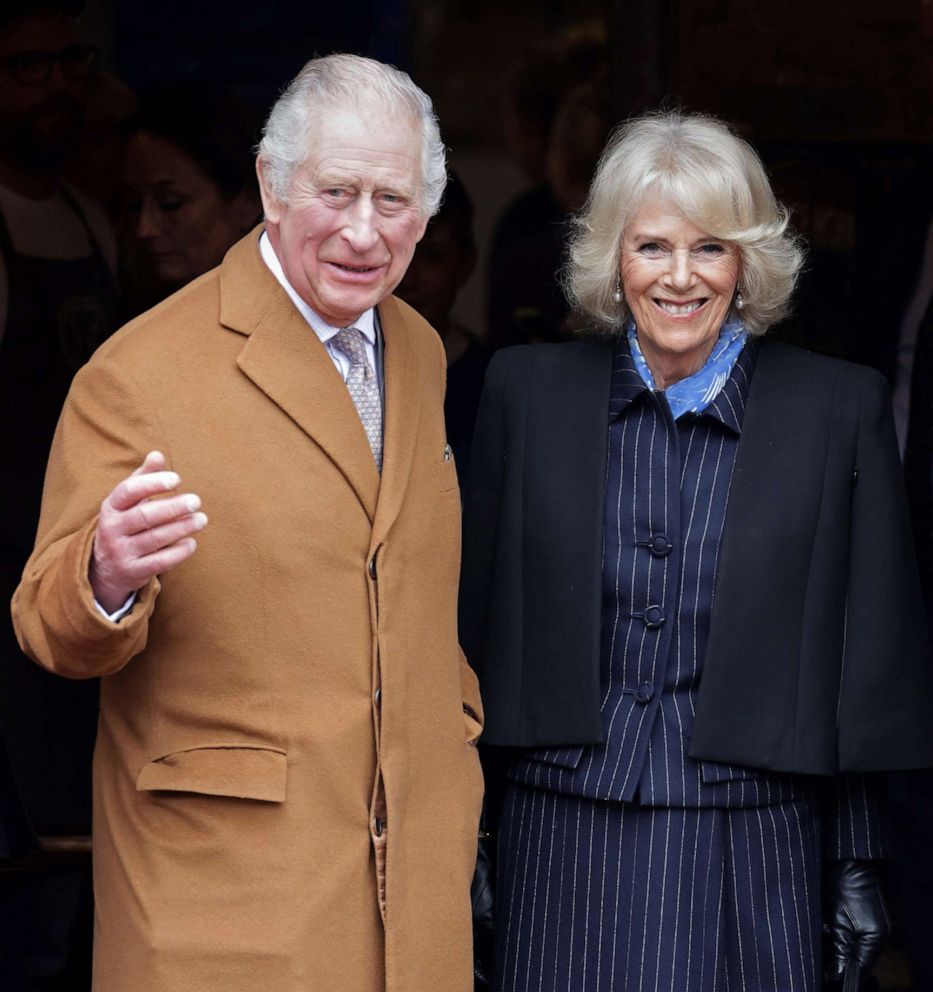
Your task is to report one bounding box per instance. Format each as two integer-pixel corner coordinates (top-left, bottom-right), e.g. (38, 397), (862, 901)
(12, 54), (483, 992)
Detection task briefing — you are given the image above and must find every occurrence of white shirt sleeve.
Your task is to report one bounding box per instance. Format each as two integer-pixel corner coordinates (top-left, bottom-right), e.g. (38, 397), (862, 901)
(93, 591), (137, 623)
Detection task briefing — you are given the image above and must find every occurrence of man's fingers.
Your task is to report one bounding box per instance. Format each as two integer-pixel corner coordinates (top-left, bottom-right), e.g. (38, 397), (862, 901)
(131, 512), (208, 557)
(129, 451), (166, 478)
(107, 471), (181, 513)
(125, 494), (201, 536)
(129, 537), (200, 585)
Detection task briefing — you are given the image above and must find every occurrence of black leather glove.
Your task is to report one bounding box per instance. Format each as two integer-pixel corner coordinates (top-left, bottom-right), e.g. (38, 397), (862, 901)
(472, 827), (496, 992)
(823, 859), (890, 988)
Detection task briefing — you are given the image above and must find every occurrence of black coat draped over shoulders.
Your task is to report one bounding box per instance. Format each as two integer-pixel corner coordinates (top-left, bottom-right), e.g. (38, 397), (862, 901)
(459, 336), (933, 775)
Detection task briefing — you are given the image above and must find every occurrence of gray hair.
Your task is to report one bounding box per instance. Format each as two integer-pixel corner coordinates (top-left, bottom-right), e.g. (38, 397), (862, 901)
(258, 53), (447, 216)
(564, 111), (804, 336)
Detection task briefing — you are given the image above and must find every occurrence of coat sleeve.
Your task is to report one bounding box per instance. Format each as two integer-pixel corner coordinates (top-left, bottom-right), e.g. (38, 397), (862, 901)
(11, 355), (163, 679)
(837, 368), (933, 770)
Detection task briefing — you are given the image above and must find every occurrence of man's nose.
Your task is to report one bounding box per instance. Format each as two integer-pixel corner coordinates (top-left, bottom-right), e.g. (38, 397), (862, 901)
(342, 197), (379, 252)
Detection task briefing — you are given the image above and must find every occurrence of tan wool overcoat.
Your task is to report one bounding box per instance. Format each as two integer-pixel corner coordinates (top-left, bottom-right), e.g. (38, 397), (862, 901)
(12, 230), (484, 991)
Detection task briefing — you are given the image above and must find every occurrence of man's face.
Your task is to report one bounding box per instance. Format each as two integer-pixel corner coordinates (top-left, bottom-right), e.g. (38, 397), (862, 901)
(0, 12), (86, 170)
(258, 106), (429, 327)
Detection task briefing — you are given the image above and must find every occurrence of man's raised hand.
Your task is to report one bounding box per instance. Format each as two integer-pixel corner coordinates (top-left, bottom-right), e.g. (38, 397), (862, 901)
(90, 451), (206, 614)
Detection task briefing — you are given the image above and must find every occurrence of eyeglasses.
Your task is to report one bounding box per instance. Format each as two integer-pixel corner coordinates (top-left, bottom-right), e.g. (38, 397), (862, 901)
(0, 46), (98, 86)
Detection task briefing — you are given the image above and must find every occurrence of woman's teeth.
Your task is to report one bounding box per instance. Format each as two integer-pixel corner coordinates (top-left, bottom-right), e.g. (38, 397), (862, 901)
(656, 299), (704, 315)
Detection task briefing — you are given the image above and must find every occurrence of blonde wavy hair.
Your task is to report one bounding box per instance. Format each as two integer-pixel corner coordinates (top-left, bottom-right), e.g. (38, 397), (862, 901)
(564, 111), (804, 336)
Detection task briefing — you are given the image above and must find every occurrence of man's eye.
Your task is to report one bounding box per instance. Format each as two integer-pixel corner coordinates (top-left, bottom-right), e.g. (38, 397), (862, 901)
(324, 188), (347, 200)
(156, 195), (184, 212)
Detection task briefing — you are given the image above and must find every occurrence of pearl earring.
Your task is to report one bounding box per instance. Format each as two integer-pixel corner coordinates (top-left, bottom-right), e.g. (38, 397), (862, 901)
(612, 276), (623, 304)
(735, 290), (746, 311)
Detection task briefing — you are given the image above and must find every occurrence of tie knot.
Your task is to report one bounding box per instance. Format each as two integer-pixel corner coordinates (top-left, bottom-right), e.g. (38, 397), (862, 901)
(332, 327), (368, 366)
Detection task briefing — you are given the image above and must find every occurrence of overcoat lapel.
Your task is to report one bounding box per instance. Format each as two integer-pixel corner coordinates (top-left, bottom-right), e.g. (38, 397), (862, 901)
(371, 296), (422, 545)
(222, 231), (380, 521)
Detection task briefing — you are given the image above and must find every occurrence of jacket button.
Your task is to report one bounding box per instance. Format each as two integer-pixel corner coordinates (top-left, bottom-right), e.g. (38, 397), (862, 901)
(649, 533), (672, 557)
(643, 605), (665, 628)
(374, 687), (381, 708)
(373, 816), (384, 837)
(635, 682), (655, 704)
(368, 555), (377, 579)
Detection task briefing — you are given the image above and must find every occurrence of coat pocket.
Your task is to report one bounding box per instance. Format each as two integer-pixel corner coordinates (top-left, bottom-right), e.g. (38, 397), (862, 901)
(136, 743), (287, 802)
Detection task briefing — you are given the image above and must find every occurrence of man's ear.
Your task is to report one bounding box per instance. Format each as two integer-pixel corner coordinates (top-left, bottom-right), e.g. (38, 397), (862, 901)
(255, 157), (282, 225)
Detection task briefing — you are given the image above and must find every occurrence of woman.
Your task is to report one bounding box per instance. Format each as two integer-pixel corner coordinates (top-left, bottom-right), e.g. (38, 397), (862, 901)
(120, 88), (262, 317)
(460, 112), (933, 992)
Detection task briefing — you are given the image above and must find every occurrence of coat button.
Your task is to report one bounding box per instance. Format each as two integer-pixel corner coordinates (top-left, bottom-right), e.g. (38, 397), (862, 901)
(373, 816), (384, 837)
(635, 682), (655, 704)
(643, 605), (665, 628)
(374, 687), (381, 707)
(649, 534), (672, 557)
(368, 555), (377, 579)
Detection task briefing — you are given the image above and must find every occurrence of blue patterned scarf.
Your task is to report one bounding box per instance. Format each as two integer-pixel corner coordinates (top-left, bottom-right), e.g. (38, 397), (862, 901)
(627, 317), (748, 419)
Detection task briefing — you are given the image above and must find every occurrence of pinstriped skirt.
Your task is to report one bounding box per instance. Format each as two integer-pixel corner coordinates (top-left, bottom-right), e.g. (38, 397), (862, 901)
(495, 782), (822, 992)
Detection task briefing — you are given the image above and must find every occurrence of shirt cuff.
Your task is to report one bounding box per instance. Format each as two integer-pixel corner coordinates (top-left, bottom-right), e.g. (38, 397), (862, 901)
(93, 591), (137, 623)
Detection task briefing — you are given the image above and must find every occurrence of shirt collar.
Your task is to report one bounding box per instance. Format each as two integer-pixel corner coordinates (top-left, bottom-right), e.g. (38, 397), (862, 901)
(609, 333), (757, 435)
(258, 229), (376, 347)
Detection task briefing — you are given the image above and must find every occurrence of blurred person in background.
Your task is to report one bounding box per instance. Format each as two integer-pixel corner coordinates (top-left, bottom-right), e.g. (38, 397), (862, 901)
(886, 159), (933, 992)
(486, 22), (607, 351)
(63, 68), (137, 219)
(119, 86), (262, 319)
(396, 172), (489, 476)
(0, 1), (116, 987)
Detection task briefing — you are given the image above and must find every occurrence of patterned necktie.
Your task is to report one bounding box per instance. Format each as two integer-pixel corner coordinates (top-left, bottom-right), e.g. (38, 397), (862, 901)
(331, 327), (383, 471)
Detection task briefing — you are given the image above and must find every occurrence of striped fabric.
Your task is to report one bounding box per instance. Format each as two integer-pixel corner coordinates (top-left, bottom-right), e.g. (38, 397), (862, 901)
(496, 782), (822, 992)
(497, 338), (885, 991)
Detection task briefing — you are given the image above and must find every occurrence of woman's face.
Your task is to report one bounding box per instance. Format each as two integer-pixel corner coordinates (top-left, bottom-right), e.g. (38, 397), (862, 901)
(620, 195), (741, 387)
(123, 131), (252, 287)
